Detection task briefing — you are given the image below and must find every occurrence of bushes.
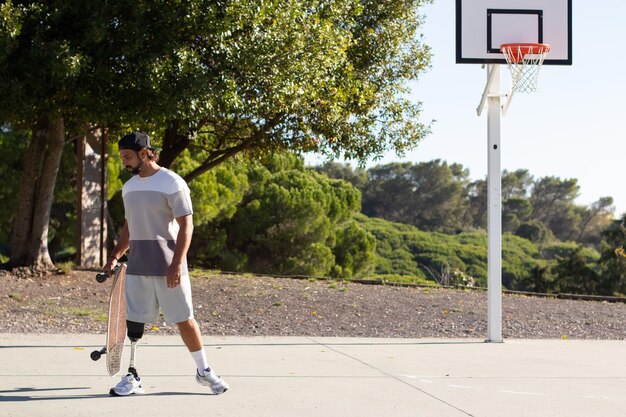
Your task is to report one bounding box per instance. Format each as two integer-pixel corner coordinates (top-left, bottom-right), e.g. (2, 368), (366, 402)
(355, 214), (541, 288)
(189, 154), (376, 279)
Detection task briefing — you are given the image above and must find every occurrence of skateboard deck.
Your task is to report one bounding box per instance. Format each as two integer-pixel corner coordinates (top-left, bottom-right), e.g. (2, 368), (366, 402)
(105, 264), (127, 376)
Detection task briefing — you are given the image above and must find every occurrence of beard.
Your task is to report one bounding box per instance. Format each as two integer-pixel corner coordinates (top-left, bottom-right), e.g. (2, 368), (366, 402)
(125, 160), (143, 175)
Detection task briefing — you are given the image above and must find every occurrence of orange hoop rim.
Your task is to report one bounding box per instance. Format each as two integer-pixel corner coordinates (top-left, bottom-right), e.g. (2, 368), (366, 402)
(500, 43), (551, 64)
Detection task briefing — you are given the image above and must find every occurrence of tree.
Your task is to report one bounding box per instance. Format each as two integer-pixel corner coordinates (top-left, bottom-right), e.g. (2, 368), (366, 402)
(1, 0), (433, 270)
(575, 197), (614, 246)
(552, 247), (601, 295)
(596, 215), (626, 295)
(331, 220), (376, 278)
(194, 153), (372, 277)
(502, 197), (532, 233)
(465, 170), (533, 232)
(0, 3), (80, 269)
(0, 1), (169, 269)
(361, 160), (469, 233)
(313, 161), (369, 190)
(466, 178), (488, 230)
(502, 169), (533, 200)
(515, 220), (552, 244)
(523, 176), (585, 242)
(109, 0), (433, 178)
(0, 129), (28, 256)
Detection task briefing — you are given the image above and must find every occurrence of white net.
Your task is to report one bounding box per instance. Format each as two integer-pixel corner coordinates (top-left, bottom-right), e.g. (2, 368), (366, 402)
(501, 44), (550, 93)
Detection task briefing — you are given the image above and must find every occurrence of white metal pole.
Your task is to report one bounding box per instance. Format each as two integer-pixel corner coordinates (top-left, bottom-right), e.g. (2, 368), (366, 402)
(486, 64), (503, 343)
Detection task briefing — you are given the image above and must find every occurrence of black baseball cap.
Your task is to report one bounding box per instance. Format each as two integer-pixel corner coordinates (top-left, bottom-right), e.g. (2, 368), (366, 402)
(118, 132), (160, 151)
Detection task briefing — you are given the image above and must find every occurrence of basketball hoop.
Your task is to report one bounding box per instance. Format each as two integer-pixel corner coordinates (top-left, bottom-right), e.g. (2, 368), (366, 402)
(500, 43), (550, 93)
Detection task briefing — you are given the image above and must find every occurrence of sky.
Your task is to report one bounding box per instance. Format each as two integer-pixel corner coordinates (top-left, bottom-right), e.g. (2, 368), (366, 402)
(306, 0), (626, 216)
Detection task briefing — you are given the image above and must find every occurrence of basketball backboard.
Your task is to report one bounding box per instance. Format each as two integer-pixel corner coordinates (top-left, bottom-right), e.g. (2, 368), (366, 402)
(456, 0), (572, 65)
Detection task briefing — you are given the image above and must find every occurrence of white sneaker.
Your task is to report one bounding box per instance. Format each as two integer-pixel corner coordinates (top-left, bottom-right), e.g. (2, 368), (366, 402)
(110, 373), (145, 396)
(196, 367), (229, 394)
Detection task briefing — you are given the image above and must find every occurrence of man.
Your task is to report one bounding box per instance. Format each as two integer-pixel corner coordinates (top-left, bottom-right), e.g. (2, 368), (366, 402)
(103, 131), (229, 396)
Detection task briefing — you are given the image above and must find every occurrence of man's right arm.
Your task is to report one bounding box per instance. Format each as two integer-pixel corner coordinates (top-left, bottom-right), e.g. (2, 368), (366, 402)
(103, 221), (130, 273)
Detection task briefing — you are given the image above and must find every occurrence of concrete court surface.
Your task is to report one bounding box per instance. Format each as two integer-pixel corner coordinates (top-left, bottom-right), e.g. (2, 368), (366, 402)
(1, 334), (626, 417)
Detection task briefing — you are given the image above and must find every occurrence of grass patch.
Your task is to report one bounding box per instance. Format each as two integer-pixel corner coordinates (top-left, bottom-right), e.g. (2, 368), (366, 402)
(189, 267), (221, 278)
(46, 306), (106, 320)
(56, 261), (75, 275)
(8, 292), (23, 301)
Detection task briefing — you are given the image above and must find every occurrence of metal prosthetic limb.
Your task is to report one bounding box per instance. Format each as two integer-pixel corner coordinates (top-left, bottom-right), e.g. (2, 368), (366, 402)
(127, 338), (139, 378)
(126, 320), (144, 378)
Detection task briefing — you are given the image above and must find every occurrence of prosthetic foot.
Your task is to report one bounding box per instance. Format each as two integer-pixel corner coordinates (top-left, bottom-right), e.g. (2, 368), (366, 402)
(109, 321), (145, 396)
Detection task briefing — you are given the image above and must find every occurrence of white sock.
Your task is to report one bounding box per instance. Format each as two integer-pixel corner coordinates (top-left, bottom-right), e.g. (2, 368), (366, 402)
(190, 348), (210, 374)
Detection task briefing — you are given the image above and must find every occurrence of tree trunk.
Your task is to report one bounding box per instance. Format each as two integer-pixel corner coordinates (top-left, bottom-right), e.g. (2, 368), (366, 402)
(9, 120), (48, 266)
(9, 117), (65, 271)
(158, 120), (190, 169)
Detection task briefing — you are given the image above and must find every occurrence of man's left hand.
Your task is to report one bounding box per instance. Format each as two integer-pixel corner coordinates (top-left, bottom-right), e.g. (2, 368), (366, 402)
(167, 263), (182, 288)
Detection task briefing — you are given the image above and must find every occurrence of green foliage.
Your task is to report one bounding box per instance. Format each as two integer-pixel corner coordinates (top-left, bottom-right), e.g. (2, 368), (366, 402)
(0, 128), (27, 251)
(189, 153), (375, 278)
(107, 144), (124, 200)
(515, 220), (552, 244)
(355, 214), (540, 288)
(49, 139), (79, 260)
(1, 0), (433, 270)
(176, 151), (249, 226)
(359, 160), (470, 233)
(322, 158), (617, 294)
(502, 234), (540, 289)
(551, 247), (602, 294)
(502, 197), (532, 232)
(1, 1), (615, 291)
(502, 169), (533, 199)
(515, 264), (554, 293)
(596, 215), (626, 295)
(318, 162), (615, 253)
(75, 0), (432, 176)
(530, 176), (580, 241)
(0, 128), (76, 260)
(331, 221), (377, 279)
(539, 241), (599, 262)
(312, 161), (369, 190)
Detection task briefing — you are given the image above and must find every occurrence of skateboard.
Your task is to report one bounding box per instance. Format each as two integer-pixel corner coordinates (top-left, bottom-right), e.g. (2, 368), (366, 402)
(90, 264), (127, 376)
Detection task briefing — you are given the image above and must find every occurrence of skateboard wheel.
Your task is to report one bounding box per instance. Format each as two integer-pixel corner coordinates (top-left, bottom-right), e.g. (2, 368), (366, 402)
(91, 350), (102, 361)
(96, 273), (108, 283)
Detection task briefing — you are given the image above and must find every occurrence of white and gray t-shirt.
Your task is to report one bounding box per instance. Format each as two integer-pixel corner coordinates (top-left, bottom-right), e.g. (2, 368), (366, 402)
(122, 168), (193, 276)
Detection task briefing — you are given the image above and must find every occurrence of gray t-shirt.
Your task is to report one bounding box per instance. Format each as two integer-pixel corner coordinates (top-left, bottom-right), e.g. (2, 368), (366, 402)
(122, 168), (193, 276)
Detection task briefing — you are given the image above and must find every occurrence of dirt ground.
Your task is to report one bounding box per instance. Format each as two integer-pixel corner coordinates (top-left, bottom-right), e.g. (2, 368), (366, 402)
(2, 269), (626, 339)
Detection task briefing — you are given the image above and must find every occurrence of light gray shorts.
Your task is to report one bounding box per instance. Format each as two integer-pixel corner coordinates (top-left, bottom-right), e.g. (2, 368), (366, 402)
(125, 274), (194, 324)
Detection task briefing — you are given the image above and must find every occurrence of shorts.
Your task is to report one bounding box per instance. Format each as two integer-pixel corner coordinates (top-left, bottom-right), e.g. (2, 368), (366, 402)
(125, 274), (194, 324)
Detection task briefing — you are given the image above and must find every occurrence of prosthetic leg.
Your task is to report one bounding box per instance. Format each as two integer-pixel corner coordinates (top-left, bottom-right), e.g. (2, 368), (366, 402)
(125, 320), (144, 378)
(107, 321), (146, 396)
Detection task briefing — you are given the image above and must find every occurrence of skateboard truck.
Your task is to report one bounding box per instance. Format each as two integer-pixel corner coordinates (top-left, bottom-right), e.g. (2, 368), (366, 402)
(95, 266), (117, 283)
(91, 346), (107, 361)
(95, 272), (108, 283)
